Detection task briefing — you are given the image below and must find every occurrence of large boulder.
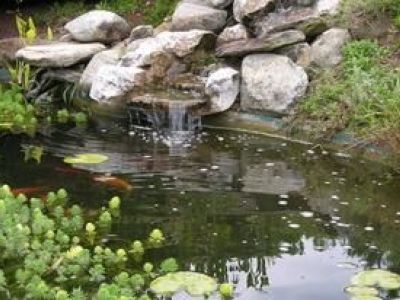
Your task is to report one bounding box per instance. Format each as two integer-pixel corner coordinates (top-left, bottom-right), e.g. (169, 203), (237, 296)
(205, 67), (240, 114)
(216, 30), (305, 57)
(89, 65), (146, 103)
(241, 54), (308, 114)
(15, 42), (106, 68)
(310, 28), (350, 67)
(216, 24), (249, 47)
(65, 10), (130, 43)
(233, 0), (275, 23)
(121, 30), (215, 67)
(171, 2), (227, 32)
(80, 48), (123, 90)
(254, 7), (327, 38)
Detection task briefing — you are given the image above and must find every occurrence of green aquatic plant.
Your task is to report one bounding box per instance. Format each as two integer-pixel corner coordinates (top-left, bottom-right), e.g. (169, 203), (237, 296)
(150, 271), (218, 297)
(63, 153), (109, 165)
(0, 184), (219, 298)
(24, 145), (43, 164)
(0, 84), (37, 135)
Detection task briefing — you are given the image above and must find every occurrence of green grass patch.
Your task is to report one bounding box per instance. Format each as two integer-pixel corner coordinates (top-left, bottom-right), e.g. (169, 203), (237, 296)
(32, 1), (91, 26)
(341, 0), (400, 18)
(300, 40), (400, 138)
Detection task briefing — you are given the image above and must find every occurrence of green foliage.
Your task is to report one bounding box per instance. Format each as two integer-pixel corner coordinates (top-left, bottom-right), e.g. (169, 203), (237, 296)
(0, 85), (37, 135)
(96, 0), (178, 25)
(341, 0), (400, 18)
(0, 184), (192, 298)
(143, 0), (179, 26)
(300, 40), (400, 137)
(33, 1), (89, 26)
(96, 0), (144, 15)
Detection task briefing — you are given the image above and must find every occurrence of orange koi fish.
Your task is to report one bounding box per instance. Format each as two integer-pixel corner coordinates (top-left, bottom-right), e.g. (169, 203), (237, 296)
(93, 175), (133, 191)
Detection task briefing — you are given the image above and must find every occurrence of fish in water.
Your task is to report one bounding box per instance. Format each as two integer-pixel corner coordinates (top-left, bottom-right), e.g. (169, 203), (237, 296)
(93, 175), (133, 191)
(55, 166), (87, 176)
(12, 186), (45, 196)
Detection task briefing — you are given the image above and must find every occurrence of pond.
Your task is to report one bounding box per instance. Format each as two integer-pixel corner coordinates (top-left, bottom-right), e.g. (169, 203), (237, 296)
(1, 123), (400, 299)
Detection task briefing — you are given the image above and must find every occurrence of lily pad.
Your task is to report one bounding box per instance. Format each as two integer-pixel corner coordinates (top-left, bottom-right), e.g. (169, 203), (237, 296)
(350, 296), (381, 300)
(345, 286), (379, 296)
(64, 153), (109, 165)
(150, 272), (218, 297)
(351, 269), (400, 290)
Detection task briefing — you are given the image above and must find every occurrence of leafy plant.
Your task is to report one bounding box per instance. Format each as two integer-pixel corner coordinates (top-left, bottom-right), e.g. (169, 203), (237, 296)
(0, 184), (203, 298)
(299, 40), (400, 139)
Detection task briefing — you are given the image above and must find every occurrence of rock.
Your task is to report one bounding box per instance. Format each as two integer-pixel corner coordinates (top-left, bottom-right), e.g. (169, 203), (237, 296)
(206, 0), (234, 9)
(233, 0), (275, 23)
(89, 65), (146, 103)
(310, 28), (350, 67)
(216, 24), (249, 47)
(0, 38), (49, 65)
(171, 2), (227, 32)
(276, 42), (311, 67)
(205, 67), (240, 114)
(128, 25), (154, 42)
(80, 48), (123, 90)
(65, 10), (130, 43)
(216, 30), (305, 57)
(122, 30), (215, 67)
(15, 42), (106, 68)
(315, 0), (341, 15)
(254, 7), (327, 38)
(241, 54), (308, 114)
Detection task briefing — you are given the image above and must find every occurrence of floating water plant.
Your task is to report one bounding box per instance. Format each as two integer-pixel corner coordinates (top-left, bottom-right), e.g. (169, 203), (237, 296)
(345, 269), (400, 300)
(150, 271), (218, 297)
(64, 153), (109, 164)
(0, 184), (220, 298)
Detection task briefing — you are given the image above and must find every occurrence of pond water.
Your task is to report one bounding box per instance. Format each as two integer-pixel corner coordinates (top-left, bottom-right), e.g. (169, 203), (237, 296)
(1, 124), (400, 299)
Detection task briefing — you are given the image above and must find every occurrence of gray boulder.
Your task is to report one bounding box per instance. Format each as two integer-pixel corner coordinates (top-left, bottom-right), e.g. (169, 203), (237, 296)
(122, 30), (215, 67)
(205, 67), (240, 114)
(310, 28), (350, 67)
(254, 7), (327, 38)
(15, 42), (106, 68)
(89, 65), (146, 102)
(80, 48), (123, 90)
(216, 24), (249, 47)
(216, 30), (305, 57)
(241, 54), (308, 114)
(233, 0), (275, 23)
(128, 25), (154, 42)
(65, 10), (130, 43)
(171, 2), (227, 32)
(315, 0), (341, 15)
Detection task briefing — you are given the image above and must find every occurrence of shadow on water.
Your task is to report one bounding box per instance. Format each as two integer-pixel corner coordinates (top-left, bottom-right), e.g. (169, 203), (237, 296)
(1, 123), (400, 299)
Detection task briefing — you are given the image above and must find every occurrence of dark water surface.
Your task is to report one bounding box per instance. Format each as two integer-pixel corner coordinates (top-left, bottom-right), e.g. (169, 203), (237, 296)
(1, 125), (400, 299)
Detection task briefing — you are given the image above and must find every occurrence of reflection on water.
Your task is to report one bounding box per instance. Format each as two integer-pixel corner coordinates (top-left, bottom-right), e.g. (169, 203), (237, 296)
(1, 126), (400, 299)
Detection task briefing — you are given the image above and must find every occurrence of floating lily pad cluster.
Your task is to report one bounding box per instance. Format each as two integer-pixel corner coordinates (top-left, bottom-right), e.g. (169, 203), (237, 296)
(64, 153), (109, 164)
(345, 269), (400, 300)
(150, 271), (218, 297)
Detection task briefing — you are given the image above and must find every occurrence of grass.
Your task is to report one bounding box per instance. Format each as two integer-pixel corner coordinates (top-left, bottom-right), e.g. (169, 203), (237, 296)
(96, 0), (179, 25)
(299, 40), (400, 139)
(32, 1), (90, 26)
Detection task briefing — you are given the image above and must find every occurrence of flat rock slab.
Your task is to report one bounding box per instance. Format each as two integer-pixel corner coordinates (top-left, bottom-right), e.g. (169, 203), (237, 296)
(16, 42), (106, 68)
(171, 2), (227, 32)
(216, 30), (305, 57)
(65, 10), (130, 43)
(122, 30), (215, 67)
(254, 7), (327, 38)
